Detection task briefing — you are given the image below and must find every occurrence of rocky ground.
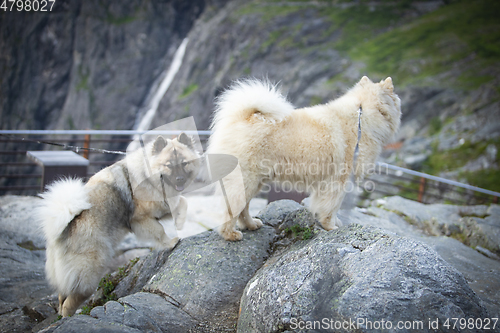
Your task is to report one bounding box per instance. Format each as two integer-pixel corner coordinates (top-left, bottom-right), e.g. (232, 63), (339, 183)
(0, 193), (499, 332)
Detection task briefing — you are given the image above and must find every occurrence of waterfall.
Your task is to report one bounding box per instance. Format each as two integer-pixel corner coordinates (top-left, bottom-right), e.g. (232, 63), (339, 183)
(133, 38), (189, 134)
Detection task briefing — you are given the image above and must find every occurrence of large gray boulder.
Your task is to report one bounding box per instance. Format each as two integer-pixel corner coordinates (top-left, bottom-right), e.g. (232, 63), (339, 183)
(238, 224), (489, 333)
(355, 196), (500, 316)
(141, 226), (276, 328)
(372, 196), (500, 254)
(42, 226), (276, 332)
(0, 196), (54, 333)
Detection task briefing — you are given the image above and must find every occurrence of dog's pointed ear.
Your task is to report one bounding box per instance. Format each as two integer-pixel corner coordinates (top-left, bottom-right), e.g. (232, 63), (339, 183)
(152, 136), (167, 155)
(382, 77), (394, 91)
(359, 76), (371, 86)
(177, 132), (193, 148)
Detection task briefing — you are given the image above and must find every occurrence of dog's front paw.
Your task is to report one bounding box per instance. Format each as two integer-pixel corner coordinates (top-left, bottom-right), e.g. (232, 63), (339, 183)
(158, 236), (179, 250)
(167, 237), (180, 249)
(247, 218), (263, 231)
(222, 230), (243, 241)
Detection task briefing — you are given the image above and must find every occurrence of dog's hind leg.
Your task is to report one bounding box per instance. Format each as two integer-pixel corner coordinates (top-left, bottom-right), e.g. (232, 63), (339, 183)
(310, 180), (346, 230)
(220, 215), (242, 241)
(61, 292), (89, 317)
(220, 172), (263, 240)
(238, 201), (263, 231)
(58, 294), (67, 315)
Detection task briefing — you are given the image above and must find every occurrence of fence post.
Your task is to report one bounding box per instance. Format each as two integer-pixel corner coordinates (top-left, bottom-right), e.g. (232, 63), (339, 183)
(83, 134), (91, 159)
(418, 177), (426, 203)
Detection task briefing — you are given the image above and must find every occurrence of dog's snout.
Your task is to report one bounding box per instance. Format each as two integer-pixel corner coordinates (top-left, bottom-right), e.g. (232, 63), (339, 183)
(176, 176), (185, 183)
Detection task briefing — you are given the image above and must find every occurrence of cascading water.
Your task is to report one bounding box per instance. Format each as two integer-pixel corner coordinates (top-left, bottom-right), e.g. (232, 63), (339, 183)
(130, 38), (189, 149)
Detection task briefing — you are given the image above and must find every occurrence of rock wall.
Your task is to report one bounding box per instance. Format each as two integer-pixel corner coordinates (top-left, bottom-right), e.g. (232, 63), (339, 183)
(0, 0), (208, 131)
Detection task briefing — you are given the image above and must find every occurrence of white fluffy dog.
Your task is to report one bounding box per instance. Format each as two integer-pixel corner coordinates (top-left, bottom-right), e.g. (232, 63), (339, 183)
(207, 76), (401, 241)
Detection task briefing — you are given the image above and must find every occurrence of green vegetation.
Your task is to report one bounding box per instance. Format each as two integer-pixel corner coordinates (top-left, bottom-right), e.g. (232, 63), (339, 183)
(428, 117), (443, 136)
(235, 0), (303, 24)
(180, 83), (199, 99)
(76, 66), (90, 92)
(234, 0), (500, 88)
(80, 257), (140, 315)
(421, 139), (500, 193)
(347, 0), (500, 87)
(284, 224), (315, 240)
(67, 116), (75, 130)
(460, 168), (500, 193)
(423, 139), (499, 175)
(458, 211), (489, 219)
(106, 14), (137, 25)
(394, 180), (420, 201)
(320, 2), (407, 53)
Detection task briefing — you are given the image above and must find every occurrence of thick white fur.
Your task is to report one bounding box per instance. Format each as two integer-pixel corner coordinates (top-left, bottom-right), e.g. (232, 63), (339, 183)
(212, 80), (295, 128)
(38, 178), (91, 244)
(208, 77), (401, 241)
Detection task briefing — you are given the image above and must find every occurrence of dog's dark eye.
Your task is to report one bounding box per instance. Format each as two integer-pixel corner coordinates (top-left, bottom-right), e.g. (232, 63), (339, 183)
(165, 163), (173, 169)
(181, 161), (189, 167)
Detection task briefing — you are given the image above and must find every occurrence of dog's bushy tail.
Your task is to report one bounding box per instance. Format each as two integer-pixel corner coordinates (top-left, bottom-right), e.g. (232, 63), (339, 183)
(38, 178), (91, 243)
(211, 79), (295, 130)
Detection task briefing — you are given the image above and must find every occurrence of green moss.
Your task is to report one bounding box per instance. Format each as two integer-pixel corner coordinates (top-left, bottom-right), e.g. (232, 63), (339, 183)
(428, 117), (443, 136)
(460, 169), (500, 193)
(80, 305), (92, 316)
(347, 0), (500, 87)
(80, 257), (140, 315)
(394, 180), (420, 201)
(449, 230), (469, 244)
(67, 116), (75, 130)
(423, 139), (500, 174)
(284, 224), (315, 240)
(320, 2), (407, 53)
(76, 74), (89, 92)
(458, 211), (489, 219)
(106, 15), (137, 25)
(310, 96), (324, 105)
(180, 84), (198, 99)
(235, 1), (303, 24)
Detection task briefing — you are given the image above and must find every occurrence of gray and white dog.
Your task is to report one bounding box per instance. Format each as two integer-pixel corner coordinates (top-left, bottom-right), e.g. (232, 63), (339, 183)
(37, 133), (201, 316)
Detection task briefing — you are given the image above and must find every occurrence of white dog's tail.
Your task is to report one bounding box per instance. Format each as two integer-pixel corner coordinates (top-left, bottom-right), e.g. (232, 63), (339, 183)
(211, 79), (295, 130)
(38, 178), (91, 243)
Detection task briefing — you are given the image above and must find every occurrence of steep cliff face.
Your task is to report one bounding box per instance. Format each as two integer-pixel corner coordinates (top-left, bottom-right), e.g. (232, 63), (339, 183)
(151, 0), (434, 129)
(0, 0), (207, 130)
(149, 0), (499, 191)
